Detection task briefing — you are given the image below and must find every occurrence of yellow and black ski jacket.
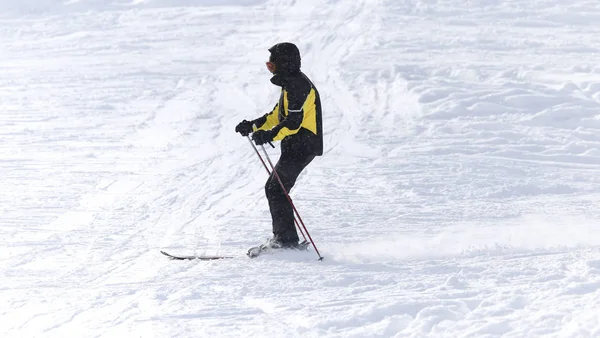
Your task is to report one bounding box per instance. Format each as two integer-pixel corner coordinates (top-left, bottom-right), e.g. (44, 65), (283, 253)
(252, 72), (323, 156)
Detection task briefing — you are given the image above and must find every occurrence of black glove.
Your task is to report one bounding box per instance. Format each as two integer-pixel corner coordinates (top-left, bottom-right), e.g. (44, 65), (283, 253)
(235, 120), (253, 136)
(252, 129), (276, 146)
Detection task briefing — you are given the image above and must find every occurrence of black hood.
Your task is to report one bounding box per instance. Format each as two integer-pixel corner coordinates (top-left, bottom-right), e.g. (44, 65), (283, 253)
(268, 42), (301, 75)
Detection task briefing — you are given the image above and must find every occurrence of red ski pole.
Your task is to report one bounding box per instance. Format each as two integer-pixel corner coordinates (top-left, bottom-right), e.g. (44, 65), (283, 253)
(259, 144), (323, 261)
(246, 136), (308, 242)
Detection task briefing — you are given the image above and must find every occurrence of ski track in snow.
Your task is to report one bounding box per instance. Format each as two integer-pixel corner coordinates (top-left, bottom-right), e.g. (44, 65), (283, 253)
(2, 0), (600, 337)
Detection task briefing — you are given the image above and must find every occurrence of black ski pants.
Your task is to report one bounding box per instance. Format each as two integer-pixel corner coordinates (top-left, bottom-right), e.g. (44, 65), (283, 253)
(265, 149), (314, 244)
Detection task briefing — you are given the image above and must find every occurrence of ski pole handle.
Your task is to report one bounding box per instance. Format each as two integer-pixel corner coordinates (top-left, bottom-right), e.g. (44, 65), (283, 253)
(249, 123), (275, 148)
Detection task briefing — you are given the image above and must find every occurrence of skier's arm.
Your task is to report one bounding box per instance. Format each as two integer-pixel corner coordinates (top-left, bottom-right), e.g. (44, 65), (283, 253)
(252, 103), (279, 131)
(269, 86), (306, 141)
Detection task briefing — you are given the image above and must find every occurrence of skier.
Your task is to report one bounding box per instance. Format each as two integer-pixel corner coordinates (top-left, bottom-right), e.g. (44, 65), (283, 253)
(235, 42), (323, 251)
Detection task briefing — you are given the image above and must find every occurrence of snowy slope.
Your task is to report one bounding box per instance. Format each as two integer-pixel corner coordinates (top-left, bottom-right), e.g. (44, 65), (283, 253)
(2, 0), (600, 336)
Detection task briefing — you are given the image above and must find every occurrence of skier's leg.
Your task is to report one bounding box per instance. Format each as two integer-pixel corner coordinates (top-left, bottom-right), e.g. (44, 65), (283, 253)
(265, 151), (315, 244)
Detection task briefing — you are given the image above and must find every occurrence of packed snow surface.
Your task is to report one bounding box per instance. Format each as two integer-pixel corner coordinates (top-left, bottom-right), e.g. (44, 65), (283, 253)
(2, 0), (600, 337)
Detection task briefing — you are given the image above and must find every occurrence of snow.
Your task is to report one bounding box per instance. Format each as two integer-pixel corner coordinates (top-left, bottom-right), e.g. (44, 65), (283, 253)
(2, 0), (600, 336)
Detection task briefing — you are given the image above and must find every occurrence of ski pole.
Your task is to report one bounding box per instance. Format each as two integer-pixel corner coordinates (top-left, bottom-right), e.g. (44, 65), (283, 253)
(259, 144), (323, 261)
(246, 136), (308, 242)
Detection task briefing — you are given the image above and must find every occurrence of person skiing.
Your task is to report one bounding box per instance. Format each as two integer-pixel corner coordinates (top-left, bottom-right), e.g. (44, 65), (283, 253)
(235, 42), (323, 250)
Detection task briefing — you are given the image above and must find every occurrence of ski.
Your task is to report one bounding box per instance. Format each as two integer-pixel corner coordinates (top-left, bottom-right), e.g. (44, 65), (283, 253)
(160, 250), (234, 261)
(162, 240), (312, 260)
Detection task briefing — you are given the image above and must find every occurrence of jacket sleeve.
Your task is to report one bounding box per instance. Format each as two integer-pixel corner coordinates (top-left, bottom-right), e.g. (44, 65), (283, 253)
(252, 103), (279, 132)
(270, 82), (308, 141)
